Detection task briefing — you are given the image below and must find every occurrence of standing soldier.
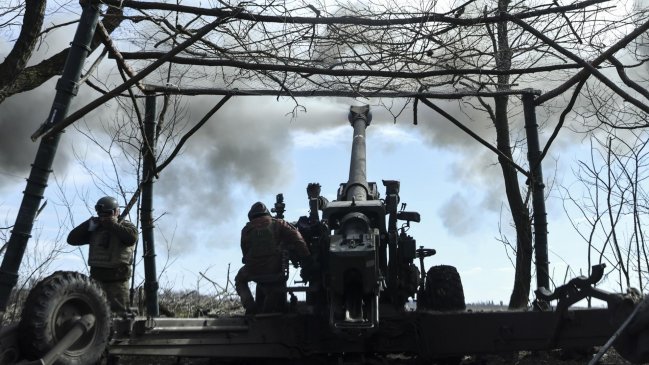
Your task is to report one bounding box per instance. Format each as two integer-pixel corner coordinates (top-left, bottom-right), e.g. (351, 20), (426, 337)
(67, 196), (138, 314)
(236, 201), (310, 314)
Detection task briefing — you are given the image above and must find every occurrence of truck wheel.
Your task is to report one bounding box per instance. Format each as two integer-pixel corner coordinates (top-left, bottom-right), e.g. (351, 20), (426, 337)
(18, 271), (111, 365)
(423, 265), (466, 311)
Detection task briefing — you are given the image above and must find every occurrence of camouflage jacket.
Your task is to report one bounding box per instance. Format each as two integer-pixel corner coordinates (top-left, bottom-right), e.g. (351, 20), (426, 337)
(240, 216), (309, 274)
(68, 217), (138, 270)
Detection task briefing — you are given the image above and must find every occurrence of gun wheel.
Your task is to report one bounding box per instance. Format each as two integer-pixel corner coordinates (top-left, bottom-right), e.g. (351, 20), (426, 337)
(419, 265), (465, 365)
(18, 271), (111, 365)
(422, 265), (466, 311)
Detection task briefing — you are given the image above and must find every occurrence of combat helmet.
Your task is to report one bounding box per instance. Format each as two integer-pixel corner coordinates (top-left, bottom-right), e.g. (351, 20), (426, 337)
(95, 196), (119, 214)
(248, 202), (270, 220)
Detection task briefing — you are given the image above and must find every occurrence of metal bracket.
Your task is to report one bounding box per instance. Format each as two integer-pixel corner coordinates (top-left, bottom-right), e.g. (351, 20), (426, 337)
(535, 264), (619, 308)
(534, 264), (622, 347)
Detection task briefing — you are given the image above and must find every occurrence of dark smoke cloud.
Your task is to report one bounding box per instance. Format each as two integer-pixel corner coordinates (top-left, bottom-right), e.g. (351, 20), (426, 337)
(0, 18), (86, 192)
(0, 80), (79, 192)
(154, 96), (351, 251)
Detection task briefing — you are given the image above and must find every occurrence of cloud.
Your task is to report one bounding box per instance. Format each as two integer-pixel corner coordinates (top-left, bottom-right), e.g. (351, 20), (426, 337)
(0, 15), (89, 192)
(152, 97), (358, 250)
(8, 2), (639, 257)
(438, 192), (478, 236)
(292, 126), (348, 149)
(0, 80), (73, 191)
(414, 99), (496, 152)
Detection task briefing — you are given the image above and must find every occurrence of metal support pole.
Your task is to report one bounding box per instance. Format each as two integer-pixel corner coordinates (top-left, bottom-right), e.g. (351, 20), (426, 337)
(0, 1), (102, 312)
(522, 92), (550, 293)
(142, 93), (159, 317)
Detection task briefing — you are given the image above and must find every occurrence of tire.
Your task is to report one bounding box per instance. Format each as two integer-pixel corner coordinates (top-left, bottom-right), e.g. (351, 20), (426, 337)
(420, 266), (466, 365)
(18, 271), (111, 365)
(0, 325), (21, 364)
(422, 265), (466, 311)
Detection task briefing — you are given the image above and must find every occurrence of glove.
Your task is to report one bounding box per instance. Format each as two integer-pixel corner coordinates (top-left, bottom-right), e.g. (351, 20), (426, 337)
(99, 215), (118, 225)
(88, 218), (99, 231)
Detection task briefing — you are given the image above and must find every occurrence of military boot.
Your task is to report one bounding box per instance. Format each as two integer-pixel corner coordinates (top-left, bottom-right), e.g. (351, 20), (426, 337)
(239, 290), (257, 315)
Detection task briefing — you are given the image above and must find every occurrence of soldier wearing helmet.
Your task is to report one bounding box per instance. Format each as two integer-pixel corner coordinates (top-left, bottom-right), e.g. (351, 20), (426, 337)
(67, 196), (138, 314)
(235, 201), (310, 314)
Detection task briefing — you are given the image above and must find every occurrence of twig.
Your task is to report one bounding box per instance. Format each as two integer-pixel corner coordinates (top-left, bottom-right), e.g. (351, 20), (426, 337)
(99, 0), (608, 27)
(199, 271), (225, 292)
(34, 200), (47, 220)
(225, 263), (230, 293)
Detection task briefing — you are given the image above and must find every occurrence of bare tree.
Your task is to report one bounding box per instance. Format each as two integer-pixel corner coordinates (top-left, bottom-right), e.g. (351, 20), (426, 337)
(562, 129), (649, 296)
(0, 0), (45, 102)
(553, 8), (649, 295)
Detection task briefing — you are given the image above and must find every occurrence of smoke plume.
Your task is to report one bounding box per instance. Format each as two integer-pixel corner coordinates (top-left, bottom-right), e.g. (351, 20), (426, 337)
(0, 18), (87, 192)
(153, 96), (350, 251)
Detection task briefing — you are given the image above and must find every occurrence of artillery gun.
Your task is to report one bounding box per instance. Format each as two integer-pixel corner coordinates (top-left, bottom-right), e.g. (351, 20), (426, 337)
(0, 2), (648, 363)
(290, 105), (461, 331)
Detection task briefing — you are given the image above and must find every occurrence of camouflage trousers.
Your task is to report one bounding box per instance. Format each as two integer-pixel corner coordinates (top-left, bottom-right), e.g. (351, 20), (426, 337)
(96, 279), (130, 315)
(235, 265), (286, 314)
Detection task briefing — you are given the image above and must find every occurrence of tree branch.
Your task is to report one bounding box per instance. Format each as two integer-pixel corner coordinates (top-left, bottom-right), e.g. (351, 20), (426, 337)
(0, 5), (124, 102)
(40, 17), (228, 140)
(418, 97), (530, 177)
(536, 17), (649, 105)
(607, 55), (649, 101)
(100, 0), (608, 27)
(510, 16), (649, 116)
(116, 52), (586, 78)
(0, 0), (46, 103)
(155, 95), (232, 173)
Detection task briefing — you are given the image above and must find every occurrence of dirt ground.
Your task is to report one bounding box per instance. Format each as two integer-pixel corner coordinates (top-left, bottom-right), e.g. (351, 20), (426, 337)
(112, 349), (638, 365)
(463, 349), (635, 365)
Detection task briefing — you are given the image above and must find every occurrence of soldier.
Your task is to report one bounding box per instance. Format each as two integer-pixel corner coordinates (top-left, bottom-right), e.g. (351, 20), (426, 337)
(67, 196), (138, 315)
(235, 201), (310, 314)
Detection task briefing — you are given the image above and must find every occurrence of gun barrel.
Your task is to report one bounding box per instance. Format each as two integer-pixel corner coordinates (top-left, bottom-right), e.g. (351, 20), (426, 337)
(346, 105), (372, 201)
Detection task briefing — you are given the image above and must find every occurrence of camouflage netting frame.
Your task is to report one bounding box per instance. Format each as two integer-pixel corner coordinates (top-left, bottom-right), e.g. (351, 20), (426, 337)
(39, 0), (649, 138)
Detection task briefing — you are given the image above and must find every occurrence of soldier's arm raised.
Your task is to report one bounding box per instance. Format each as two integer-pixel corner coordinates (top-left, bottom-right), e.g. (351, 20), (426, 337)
(105, 220), (138, 246)
(67, 219), (93, 246)
(279, 221), (310, 258)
